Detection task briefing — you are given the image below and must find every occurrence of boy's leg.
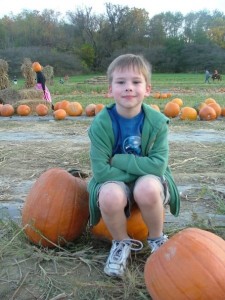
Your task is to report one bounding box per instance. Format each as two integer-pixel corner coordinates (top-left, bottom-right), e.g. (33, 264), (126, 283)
(98, 182), (129, 240)
(133, 175), (169, 252)
(98, 182), (143, 277)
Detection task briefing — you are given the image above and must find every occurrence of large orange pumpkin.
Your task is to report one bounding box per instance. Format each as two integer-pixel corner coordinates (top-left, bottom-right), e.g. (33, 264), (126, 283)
(67, 101), (83, 116)
(144, 228), (225, 300)
(95, 103), (105, 115)
(180, 107), (197, 121)
(164, 102), (180, 118)
(32, 62), (42, 72)
(91, 204), (150, 241)
(22, 168), (89, 247)
(199, 105), (217, 121)
(1, 104), (14, 117)
(17, 104), (31, 116)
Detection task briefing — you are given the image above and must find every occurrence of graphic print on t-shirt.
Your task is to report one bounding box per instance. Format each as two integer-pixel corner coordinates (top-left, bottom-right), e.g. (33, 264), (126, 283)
(123, 136), (141, 155)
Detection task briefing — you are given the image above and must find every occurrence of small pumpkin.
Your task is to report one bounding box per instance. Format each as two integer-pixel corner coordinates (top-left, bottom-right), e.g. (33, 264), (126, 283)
(67, 101), (83, 116)
(144, 228), (225, 300)
(32, 62), (42, 72)
(85, 103), (96, 117)
(180, 107), (197, 121)
(1, 104), (14, 117)
(58, 100), (70, 112)
(171, 98), (183, 107)
(53, 108), (67, 120)
(153, 92), (161, 99)
(199, 105), (217, 121)
(207, 102), (221, 117)
(91, 204), (150, 241)
(0, 103), (4, 115)
(22, 168), (89, 247)
(205, 97), (216, 104)
(221, 107), (225, 117)
(150, 104), (160, 112)
(36, 103), (48, 116)
(17, 104), (31, 116)
(164, 102), (180, 118)
(95, 104), (105, 115)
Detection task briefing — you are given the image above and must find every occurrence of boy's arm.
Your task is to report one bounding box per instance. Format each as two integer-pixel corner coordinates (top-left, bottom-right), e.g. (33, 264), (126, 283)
(111, 124), (169, 177)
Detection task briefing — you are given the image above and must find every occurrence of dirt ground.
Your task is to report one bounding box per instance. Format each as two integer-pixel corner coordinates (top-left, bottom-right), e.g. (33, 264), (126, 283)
(0, 114), (225, 299)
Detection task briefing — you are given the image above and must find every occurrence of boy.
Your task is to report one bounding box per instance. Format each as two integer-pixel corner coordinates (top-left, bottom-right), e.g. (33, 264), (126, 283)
(88, 54), (180, 277)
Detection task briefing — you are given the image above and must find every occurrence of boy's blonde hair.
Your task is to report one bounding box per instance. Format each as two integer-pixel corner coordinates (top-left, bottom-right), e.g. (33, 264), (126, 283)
(107, 54), (152, 85)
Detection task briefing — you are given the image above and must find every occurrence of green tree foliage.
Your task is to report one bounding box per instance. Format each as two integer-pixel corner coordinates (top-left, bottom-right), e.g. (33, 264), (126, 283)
(0, 5), (225, 75)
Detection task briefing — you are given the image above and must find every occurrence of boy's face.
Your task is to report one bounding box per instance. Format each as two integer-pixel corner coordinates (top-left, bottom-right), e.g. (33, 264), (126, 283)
(108, 67), (151, 117)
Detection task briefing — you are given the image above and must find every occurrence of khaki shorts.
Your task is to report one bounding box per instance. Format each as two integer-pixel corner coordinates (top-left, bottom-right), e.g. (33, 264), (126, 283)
(97, 175), (170, 217)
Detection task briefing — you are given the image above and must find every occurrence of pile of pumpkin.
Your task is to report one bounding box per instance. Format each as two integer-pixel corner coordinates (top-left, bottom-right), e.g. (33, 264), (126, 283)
(0, 101), (105, 120)
(150, 97), (225, 121)
(21, 167), (225, 299)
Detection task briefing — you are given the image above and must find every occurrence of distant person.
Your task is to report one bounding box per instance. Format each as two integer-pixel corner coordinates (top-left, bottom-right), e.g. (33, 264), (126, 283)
(214, 69), (218, 75)
(34, 67), (54, 110)
(205, 69), (211, 83)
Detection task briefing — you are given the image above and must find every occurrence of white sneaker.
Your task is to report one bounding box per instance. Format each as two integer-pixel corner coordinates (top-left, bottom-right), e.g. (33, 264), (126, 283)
(104, 238), (143, 277)
(147, 234), (168, 253)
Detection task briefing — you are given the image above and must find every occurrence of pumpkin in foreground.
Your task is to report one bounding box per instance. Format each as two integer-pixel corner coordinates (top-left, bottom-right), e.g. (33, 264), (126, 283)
(144, 227), (225, 300)
(22, 168), (89, 247)
(91, 204), (149, 241)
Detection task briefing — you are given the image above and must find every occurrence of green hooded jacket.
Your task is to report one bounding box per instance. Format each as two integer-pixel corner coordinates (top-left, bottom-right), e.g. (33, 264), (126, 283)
(88, 103), (180, 226)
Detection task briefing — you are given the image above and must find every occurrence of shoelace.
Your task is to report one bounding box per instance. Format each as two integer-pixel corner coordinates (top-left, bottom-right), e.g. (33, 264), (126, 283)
(111, 239), (143, 262)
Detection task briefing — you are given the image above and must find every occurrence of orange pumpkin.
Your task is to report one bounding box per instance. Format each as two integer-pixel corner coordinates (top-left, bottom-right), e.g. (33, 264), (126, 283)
(171, 98), (183, 107)
(95, 103), (105, 115)
(160, 93), (168, 99)
(205, 98), (216, 104)
(164, 102), (180, 118)
(180, 107), (197, 121)
(153, 92), (161, 99)
(150, 104), (160, 112)
(85, 103), (96, 117)
(32, 62), (42, 72)
(67, 101), (83, 116)
(22, 168), (89, 247)
(221, 107), (225, 117)
(0, 103), (3, 115)
(54, 101), (61, 111)
(207, 102), (221, 117)
(199, 105), (217, 121)
(36, 104), (48, 116)
(17, 104), (31, 116)
(1, 104), (14, 117)
(53, 108), (67, 120)
(91, 204), (149, 241)
(144, 228), (225, 300)
(58, 100), (70, 112)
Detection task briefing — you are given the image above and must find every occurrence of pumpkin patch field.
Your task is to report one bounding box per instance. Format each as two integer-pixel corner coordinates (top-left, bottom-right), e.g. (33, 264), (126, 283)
(0, 73), (225, 299)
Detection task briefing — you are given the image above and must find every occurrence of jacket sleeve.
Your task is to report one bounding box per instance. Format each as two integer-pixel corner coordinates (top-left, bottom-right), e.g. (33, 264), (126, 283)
(88, 120), (137, 183)
(111, 122), (169, 177)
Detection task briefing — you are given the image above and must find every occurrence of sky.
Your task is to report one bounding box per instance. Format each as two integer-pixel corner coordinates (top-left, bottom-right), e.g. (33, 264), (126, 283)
(0, 0), (225, 19)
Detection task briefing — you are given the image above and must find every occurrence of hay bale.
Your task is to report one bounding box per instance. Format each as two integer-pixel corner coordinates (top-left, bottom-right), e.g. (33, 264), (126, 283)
(21, 58), (36, 88)
(0, 88), (22, 104)
(14, 98), (52, 114)
(0, 59), (10, 90)
(19, 88), (43, 100)
(43, 65), (54, 85)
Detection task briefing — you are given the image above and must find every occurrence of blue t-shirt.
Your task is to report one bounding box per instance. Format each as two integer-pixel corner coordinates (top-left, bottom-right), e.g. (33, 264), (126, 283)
(107, 105), (144, 156)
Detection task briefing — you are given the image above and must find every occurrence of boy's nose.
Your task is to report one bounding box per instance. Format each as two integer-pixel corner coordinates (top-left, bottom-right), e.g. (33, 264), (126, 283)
(125, 88), (132, 91)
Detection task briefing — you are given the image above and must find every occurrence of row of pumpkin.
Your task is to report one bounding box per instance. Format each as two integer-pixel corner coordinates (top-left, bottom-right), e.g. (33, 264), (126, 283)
(22, 167), (225, 299)
(0, 97), (225, 121)
(154, 97), (225, 121)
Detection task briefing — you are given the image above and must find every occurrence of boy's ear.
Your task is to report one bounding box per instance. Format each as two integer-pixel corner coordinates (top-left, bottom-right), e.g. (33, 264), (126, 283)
(145, 85), (151, 97)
